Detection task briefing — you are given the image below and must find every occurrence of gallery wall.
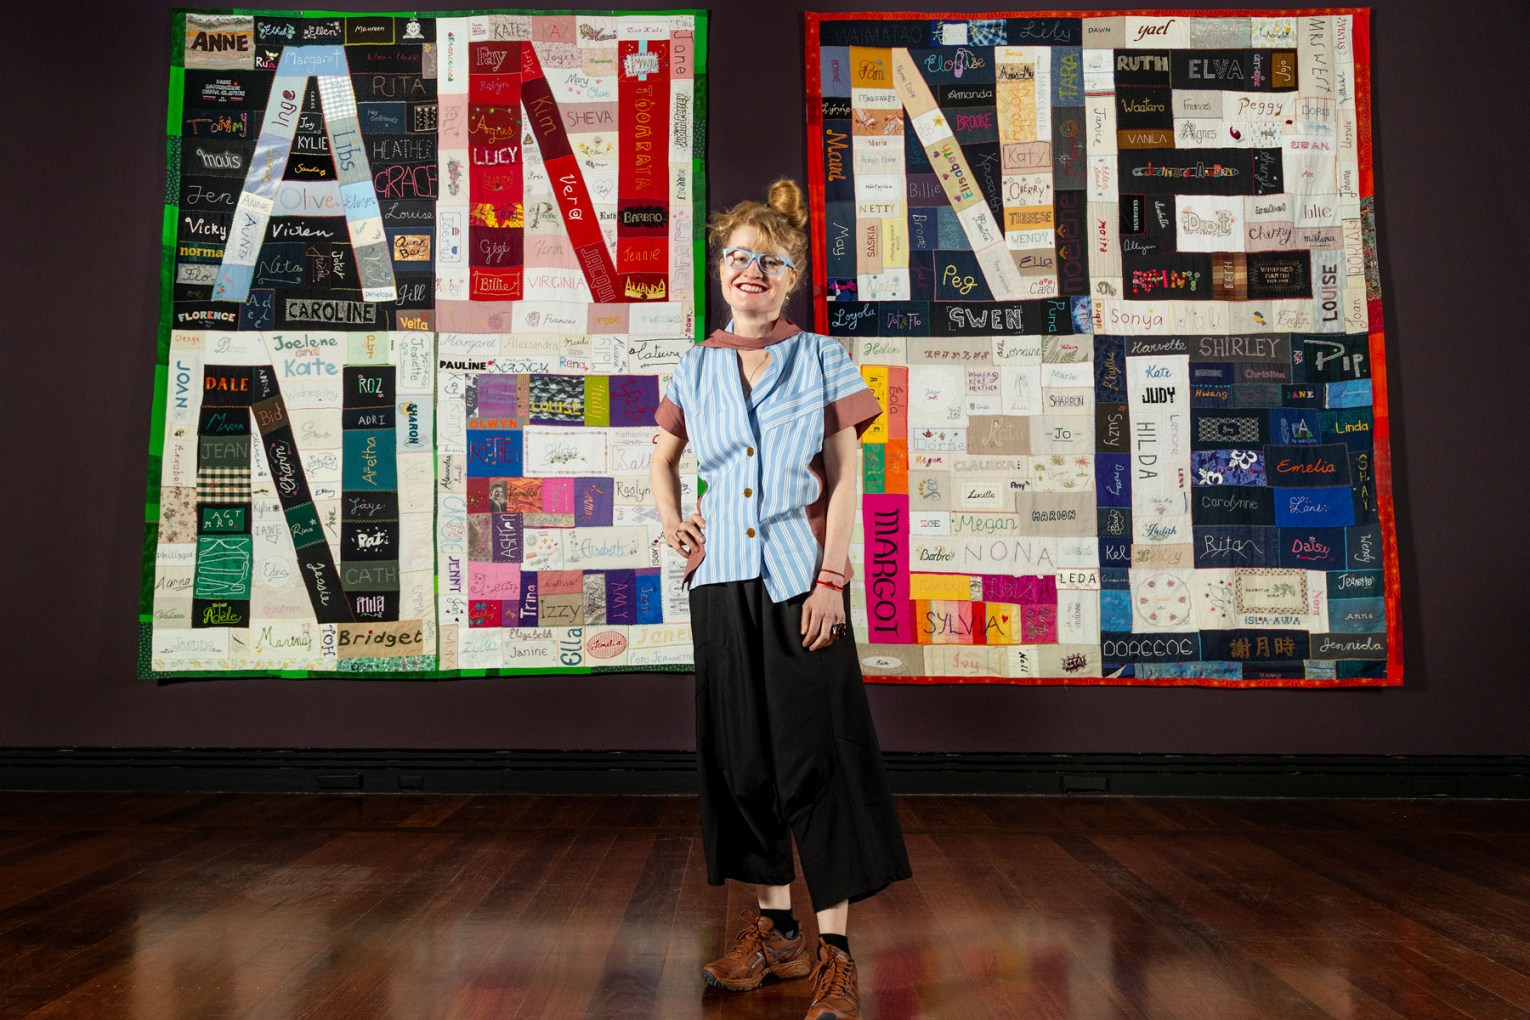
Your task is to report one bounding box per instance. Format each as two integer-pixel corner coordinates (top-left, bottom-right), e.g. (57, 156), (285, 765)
(3, 0), (1525, 753)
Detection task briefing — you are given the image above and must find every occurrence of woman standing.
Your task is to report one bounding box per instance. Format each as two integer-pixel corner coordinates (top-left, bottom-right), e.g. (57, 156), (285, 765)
(650, 179), (911, 1020)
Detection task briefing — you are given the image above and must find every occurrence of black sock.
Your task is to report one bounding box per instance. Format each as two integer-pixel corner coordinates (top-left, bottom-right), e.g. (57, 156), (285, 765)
(821, 933), (851, 957)
(761, 908), (798, 938)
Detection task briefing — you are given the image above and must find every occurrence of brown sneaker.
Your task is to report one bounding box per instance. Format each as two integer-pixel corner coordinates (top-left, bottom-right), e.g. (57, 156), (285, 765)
(701, 910), (812, 992)
(804, 938), (861, 1019)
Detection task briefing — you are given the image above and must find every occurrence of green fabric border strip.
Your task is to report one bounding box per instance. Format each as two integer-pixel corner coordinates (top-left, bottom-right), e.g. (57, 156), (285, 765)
(160, 204), (178, 248)
(139, 525), (158, 623)
(140, 656), (693, 680)
(137, 621), (152, 678)
(170, 10), (187, 67)
(141, 17), (188, 635)
(163, 62), (184, 136)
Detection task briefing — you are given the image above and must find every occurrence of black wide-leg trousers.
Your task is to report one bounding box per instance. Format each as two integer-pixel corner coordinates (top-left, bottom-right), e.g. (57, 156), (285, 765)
(688, 577), (912, 913)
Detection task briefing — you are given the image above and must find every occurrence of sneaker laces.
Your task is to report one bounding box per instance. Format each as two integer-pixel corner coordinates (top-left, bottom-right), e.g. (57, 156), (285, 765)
(814, 943), (855, 1001)
(724, 910), (767, 961)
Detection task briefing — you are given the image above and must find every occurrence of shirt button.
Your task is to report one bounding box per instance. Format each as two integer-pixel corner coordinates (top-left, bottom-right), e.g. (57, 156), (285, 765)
(743, 487), (753, 497)
(746, 527), (756, 538)
(746, 447), (755, 456)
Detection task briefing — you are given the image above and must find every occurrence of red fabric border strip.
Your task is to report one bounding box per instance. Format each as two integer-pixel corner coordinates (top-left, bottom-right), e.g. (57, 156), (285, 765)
(864, 674), (1399, 687)
(807, 8), (1369, 22)
(1353, 10), (1375, 199)
(1349, 10), (1404, 686)
(1370, 327), (1403, 684)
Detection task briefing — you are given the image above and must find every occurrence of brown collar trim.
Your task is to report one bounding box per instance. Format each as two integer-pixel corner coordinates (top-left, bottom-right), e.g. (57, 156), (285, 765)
(699, 317), (802, 349)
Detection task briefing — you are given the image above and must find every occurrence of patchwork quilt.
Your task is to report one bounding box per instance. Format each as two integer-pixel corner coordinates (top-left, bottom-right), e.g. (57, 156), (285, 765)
(144, 10), (705, 676)
(806, 11), (1400, 685)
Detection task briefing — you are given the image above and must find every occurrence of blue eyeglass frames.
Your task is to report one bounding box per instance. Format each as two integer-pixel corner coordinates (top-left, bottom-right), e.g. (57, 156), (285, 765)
(720, 247), (797, 275)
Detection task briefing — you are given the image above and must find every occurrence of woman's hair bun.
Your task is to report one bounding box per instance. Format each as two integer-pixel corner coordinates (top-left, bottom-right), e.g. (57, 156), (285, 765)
(766, 178), (808, 230)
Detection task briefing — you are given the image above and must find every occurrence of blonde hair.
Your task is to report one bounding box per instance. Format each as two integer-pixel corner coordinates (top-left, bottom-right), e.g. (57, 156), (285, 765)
(708, 178), (810, 292)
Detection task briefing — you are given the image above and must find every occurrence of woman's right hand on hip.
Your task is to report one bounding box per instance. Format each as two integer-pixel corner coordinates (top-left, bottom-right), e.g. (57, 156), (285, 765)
(663, 513), (706, 555)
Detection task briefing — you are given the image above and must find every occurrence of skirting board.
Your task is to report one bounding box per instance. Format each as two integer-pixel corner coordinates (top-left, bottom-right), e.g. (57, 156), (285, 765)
(0, 749), (1525, 797)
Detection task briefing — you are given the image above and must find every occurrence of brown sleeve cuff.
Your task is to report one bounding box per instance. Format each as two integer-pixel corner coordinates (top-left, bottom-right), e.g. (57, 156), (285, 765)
(654, 395), (687, 441)
(824, 387), (884, 439)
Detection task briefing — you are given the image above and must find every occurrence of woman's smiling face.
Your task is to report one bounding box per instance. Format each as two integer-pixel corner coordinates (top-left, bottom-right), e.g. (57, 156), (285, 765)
(720, 225), (797, 320)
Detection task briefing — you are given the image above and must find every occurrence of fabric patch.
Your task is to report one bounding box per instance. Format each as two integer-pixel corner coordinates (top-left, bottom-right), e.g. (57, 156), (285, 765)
(195, 465), (252, 504)
(1192, 449), (1267, 486)
(194, 535), (253, 600)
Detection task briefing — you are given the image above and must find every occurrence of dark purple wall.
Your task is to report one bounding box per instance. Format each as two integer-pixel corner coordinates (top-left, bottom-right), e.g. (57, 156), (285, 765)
(5, 2), (1525, 753)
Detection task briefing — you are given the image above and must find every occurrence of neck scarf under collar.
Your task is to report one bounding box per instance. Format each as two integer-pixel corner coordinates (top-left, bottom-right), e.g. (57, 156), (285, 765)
(699, 317), (802, 350)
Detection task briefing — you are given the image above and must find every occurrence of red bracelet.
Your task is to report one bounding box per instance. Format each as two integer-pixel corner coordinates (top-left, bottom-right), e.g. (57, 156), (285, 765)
(818, 567), (845, 578)
(815, 579), (844, 592)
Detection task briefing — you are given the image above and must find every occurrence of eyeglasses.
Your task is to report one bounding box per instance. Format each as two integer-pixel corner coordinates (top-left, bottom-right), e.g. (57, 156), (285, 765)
(721, 247), (797, 275)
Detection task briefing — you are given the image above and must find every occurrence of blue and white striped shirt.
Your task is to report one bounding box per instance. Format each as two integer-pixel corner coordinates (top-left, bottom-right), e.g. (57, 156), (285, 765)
(656, 326), (883, 603)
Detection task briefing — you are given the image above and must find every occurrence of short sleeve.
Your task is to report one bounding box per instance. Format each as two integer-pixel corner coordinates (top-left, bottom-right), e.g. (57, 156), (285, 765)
(654, 348), (692, 441)
(819, 337), (884, 439)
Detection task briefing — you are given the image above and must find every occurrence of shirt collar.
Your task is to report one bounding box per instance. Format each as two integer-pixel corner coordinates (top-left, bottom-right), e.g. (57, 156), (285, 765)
(700, 317), (802, 349)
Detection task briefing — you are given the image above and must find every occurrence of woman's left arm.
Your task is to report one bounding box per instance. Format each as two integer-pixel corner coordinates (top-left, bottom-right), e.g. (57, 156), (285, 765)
(800, 424), (859, 651)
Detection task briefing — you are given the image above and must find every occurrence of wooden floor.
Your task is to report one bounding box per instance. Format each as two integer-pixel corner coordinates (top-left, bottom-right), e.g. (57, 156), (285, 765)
(0, 794), (1527, 1019)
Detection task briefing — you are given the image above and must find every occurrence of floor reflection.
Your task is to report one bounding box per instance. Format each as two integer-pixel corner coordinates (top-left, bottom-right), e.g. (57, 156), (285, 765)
(0, 794), (1516, 1019)
(124, 900), (1376, 1018)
